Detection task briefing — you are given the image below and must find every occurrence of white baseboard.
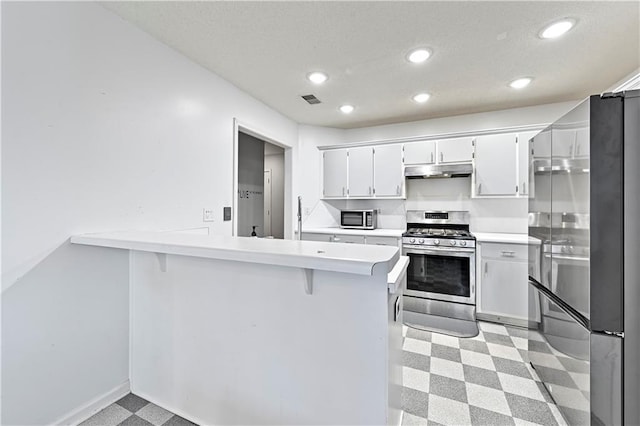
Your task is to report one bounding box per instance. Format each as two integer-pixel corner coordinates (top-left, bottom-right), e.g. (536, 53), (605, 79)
(52, 381), (130, 426)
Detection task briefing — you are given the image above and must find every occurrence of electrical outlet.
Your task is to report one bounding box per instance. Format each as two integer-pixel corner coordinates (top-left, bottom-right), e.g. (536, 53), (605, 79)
(203, 208), (215, 222)
(305, 207), (311, 216)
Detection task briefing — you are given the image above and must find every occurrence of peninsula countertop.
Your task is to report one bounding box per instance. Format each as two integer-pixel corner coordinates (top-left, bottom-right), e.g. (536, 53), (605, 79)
(71, 230), (400, 276)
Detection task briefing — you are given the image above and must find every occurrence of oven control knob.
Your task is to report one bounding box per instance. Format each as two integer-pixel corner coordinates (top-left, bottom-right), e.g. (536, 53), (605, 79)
(460, 240), (467, 246)
(418, 239), (424, 244)
(433, 239), (440, 245)
(450, 240), (457, 246)
(410, 238), (416, 244)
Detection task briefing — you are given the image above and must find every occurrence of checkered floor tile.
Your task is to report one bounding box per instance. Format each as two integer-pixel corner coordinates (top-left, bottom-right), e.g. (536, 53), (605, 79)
(401, 321), (568, 426)
(82, 321), (570, 425)
(80, 394), (197, 426)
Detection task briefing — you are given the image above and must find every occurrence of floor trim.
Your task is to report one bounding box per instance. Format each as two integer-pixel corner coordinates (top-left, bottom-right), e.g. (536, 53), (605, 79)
(52, 381), (130, 426)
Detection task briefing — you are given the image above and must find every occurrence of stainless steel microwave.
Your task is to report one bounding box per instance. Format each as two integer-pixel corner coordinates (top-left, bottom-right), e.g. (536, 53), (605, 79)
(340, 210), (377, 230)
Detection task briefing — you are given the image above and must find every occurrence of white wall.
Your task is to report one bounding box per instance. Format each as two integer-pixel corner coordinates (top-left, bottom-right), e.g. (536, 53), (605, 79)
(1, 2), (298, 424)
(300, 101), (580, 233)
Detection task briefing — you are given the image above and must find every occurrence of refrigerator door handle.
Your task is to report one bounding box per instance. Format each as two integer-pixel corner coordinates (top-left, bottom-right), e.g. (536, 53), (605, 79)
(528, 276), (590, 329)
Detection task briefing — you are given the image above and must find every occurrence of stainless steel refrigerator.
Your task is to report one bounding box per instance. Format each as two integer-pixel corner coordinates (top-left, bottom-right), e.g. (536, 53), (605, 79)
(528, 90), (639, 425)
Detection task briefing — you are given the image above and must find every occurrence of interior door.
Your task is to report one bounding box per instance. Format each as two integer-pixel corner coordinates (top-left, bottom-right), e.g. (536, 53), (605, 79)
(263, 170), (272, 237)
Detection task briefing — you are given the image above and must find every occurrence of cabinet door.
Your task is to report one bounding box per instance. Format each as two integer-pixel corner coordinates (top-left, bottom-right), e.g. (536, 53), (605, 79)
(574, 126), (589, 158)
(347, 147), (374, 197)
(437, 137), (474, 163)
(532, 129), (551, 159)
(518, 131), (538, 198)
(403, 141), (436, 165)
(322, 149), (348, 198)
(374, 144), (404, 197)
(479, 258), (528, 321)
(552, 128), (576, 158)
(474, 134), (518, 196)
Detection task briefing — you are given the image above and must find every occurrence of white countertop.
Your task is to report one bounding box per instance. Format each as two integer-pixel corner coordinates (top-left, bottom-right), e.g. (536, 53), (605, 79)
(71, 230), (400, 276)
(300, 227), (404, 237)
(473, 232), (541, 245)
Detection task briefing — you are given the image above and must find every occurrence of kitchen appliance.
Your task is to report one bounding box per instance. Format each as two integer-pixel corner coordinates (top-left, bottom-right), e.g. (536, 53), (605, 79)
(402, 210), (478, 336)
(528, 90), (639, 425)
(404, 163), (473, 179)
(340, 209), (377, 230)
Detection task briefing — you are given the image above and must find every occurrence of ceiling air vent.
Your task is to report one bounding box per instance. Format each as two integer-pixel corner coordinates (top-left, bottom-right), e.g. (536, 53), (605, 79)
(301, 94), (321, 105)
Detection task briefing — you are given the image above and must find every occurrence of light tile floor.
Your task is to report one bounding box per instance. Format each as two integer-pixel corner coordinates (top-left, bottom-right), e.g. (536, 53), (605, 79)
(80, 394), (196, 426)
(401, 321), (568, 426)
(81, 321), (567, 426)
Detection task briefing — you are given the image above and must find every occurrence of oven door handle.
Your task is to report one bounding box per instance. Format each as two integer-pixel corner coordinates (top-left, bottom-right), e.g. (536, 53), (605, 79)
(404, 247), (475, 256)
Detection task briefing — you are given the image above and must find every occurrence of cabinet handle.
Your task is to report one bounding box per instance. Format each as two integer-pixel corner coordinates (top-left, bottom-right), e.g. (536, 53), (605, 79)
(431, 152), (434, 163)
(440, 152), (444, 162)
(484, 262), (488, 274)
(369, 186), (372, 195)
(396, 184), (400, 195)
(478, 183), (482, 194)
(342, 187), (345, 197)
(501, 251), (516, 257)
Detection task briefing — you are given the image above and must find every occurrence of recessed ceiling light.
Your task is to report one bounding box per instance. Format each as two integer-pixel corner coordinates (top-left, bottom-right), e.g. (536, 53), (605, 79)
(509, 78), (532, 89)
(539, 19), (575, 39)
(412, 93), (431, 103)
(407, 48), (431, 64)
(307, 71), (328, 84)
(340, 105), (354, 114)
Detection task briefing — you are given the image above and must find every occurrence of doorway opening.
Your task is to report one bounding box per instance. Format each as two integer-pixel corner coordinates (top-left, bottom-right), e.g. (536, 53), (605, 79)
(234, 125), (286, 239)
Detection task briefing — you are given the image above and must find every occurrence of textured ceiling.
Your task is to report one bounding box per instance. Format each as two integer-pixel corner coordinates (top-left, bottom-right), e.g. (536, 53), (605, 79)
(102, 1), (640, 129)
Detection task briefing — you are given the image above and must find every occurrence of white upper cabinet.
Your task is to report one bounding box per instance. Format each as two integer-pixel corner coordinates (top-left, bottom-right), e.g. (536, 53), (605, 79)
(322, 149), (348, 198)
(437, 137), (474, 163)
(374, 144), (404, 197)
(552, 128), (576, 158)
(403, 140), (436, 165)
(574, 126), (589, 158)
(347, 146), (374, 197)
(532, 129), (551, 159)
(518, 131), (538, 198)
(474, 133), (518, 197)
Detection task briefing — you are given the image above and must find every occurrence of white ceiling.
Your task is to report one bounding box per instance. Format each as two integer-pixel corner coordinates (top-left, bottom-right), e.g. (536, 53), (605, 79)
(102, 1), (639, 129)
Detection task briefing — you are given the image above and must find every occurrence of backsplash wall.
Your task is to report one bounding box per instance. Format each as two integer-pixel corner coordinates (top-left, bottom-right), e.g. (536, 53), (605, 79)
(305, 177), (527, 234)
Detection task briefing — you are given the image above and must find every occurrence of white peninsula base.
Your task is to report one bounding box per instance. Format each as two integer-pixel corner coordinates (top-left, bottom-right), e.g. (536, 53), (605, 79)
(71, 231), (406, 425)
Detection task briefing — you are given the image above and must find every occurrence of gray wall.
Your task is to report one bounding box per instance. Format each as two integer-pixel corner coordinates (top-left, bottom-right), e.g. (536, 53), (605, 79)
(237, 132), (265, 237)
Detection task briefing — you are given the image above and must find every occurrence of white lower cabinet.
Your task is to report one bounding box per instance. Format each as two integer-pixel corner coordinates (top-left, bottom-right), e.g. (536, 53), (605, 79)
(477, 242), (532, 326)
(301, 232), (332, 242)
(301, 232), (400, 248)
(331, 234), (365, 244)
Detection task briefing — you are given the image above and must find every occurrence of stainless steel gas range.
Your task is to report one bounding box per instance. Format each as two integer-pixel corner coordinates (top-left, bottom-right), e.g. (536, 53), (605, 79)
(402, 211), (477, 333)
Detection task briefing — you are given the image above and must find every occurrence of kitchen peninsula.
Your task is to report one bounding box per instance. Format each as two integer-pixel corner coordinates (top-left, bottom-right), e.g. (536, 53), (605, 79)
(70, 231), (406, 425)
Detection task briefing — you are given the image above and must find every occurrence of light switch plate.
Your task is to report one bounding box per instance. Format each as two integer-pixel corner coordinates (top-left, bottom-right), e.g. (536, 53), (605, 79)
(203, 208), (215, 222)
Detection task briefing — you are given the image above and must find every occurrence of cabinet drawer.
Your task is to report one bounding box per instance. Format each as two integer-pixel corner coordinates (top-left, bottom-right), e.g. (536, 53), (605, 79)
(301, 232), (332, 242)
(480, 243), (528, 261)
(332, 235), (365, 244)
(366, 236), (400, 247)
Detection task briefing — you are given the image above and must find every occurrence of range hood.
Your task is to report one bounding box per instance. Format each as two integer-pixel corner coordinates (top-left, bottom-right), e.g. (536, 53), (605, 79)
(404, 163), (473, 179)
